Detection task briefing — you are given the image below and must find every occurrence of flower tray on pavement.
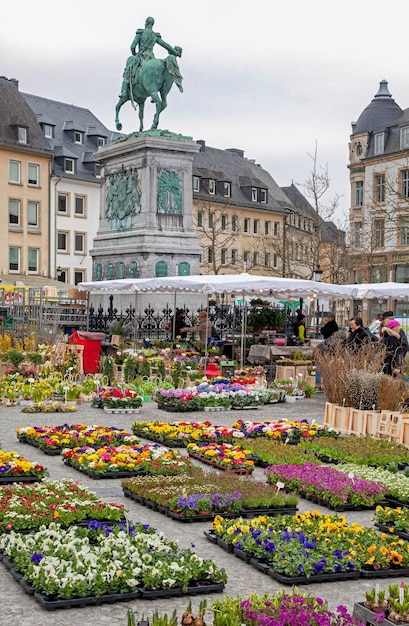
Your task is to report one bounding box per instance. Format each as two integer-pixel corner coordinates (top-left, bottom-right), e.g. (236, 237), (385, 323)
(0, 520), (227, 609)
(0, 480), (126, 533)
(186, 442), (256, 474)
(265, 462), (388, 510)
(210, 510), (409, 581)
(63, 443), (192, 478)
(0, 449), (48, 483)
(122, 469), (298, 520)
(353, 602), (409, 626)
(232, 418), (335, 441)
(131, 419), (244, 447)
(268, 568), (361, 585)
(17, 424), (139, 454)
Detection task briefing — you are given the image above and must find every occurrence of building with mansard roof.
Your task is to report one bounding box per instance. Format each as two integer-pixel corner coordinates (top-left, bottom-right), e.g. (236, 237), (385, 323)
(349, 79), (409, 318)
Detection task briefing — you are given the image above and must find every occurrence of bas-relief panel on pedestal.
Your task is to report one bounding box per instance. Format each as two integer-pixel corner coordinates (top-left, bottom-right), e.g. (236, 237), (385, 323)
(105, 166), (141, 230)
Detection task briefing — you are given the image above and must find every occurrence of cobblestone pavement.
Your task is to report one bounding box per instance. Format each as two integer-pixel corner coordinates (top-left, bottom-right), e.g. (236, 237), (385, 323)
(0, 395), (400, 625)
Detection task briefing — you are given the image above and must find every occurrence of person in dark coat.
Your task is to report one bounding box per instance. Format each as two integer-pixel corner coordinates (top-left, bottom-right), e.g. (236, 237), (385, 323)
(382, 311), (409, 358)
(166, 309), (187, 340)
(346, 316), (369, 350)
(381, 319), (403, 376)
(320, 312), (339, 340)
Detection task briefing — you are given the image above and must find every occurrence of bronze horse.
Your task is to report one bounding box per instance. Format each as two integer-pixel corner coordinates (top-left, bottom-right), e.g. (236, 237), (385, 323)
(115, 53), (183, 132)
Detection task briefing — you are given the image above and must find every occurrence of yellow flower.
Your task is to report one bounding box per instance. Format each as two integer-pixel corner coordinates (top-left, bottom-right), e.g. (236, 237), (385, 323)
(391, 551), (403, 565)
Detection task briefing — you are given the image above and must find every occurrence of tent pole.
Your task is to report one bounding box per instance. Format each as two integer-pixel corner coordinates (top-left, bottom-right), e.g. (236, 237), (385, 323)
(240, 292), (246, 368)
(172, 292), (176, 342)
(204, 294), (209, 373)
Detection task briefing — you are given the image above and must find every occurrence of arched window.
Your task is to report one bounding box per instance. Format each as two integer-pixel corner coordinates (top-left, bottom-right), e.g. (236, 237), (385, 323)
(155, 261), (168, 277)
(178, 262), (190, 276)
(117, 262), (125, 279)
(129, 260), (138, 278)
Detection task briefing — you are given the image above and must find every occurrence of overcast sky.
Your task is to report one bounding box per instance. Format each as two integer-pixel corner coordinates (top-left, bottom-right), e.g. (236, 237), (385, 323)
(3, 0), (409, 223)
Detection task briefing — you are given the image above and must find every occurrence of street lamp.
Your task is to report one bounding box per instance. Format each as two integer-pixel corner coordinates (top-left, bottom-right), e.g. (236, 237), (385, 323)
(313, 266), (323, 336)
(313, 266), (323, 283)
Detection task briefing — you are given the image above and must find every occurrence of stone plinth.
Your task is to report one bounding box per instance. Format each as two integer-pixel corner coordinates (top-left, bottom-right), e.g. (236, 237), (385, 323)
(91, 132), (202, 281)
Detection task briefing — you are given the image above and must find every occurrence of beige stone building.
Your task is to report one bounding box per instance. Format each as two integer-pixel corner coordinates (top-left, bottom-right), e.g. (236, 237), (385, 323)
(0, 77), (52, 283)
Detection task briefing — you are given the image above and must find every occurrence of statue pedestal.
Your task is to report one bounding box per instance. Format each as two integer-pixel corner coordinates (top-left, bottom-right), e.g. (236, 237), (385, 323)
(91, 132), (202, 282)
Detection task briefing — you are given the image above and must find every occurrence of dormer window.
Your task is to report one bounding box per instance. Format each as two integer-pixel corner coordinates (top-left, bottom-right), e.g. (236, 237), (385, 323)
(18, 127), (27, 144)
(401, 127), (409, 150)
(74, 131), (83, 144)
(65, 158), (75, 174)
(251, 187), (257, 202)
(97, 137), (106, 147)
(260, 189), (267, 203)
(374, 132), (384, 155)
(43, 124), (54, 139)
(208, 179), (215, 195)
(223, 182), (231, 197)
(193, 176), (200, 192)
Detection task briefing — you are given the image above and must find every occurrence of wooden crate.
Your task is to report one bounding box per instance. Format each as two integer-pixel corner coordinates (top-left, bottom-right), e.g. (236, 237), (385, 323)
(275, 365), (295, 380)
(332, 405), (351, 435)
(347, 409), (366, 437)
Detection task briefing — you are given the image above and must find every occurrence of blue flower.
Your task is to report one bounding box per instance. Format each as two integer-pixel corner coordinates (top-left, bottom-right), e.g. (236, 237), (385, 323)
(31, 553), (43, 565)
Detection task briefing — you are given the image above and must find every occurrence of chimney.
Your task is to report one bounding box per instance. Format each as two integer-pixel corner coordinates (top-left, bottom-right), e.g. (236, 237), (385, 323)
(9, 78), (19, 90)
(196, 140), (206, 151)
(225, 148), (244, 158)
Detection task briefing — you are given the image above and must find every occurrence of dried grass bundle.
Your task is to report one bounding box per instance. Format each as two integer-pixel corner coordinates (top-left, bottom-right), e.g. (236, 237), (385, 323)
(314, 336), (386, 406)
(378, 374), (408, 411)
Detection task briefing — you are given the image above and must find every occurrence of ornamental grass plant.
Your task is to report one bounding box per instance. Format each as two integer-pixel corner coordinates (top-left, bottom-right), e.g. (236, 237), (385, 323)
(314, 337), (386, 407)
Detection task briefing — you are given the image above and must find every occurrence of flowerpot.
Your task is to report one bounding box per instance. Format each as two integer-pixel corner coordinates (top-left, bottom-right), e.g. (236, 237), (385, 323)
(111, 335), (124, 347)
(285, 396), (296, 403)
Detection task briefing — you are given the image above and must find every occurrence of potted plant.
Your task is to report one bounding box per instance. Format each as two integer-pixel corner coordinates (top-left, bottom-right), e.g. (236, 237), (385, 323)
(108, 319), (133, 346)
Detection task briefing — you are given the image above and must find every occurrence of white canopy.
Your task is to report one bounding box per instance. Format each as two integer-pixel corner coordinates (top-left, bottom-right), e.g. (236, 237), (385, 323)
(79, 273), (357, 300)
(351, 282), (409, 301)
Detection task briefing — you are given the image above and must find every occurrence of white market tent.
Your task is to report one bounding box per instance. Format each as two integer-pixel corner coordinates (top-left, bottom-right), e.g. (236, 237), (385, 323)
(349, 282), (409, 302)
(79, 273), (357, 299)
(79, 274), (358, 366)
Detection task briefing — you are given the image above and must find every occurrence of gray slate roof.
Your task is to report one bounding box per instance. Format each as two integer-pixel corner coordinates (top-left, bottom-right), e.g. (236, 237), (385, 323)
(280, 183), (318, 223)
(352, 80), (403, 135)
(0, 77), (52, 154)
(22, 91), (122, 182)
(193, 142), (294, 213)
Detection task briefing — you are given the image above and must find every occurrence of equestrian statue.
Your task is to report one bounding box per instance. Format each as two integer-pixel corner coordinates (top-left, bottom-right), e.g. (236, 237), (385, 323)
(115, 16), (183, 132)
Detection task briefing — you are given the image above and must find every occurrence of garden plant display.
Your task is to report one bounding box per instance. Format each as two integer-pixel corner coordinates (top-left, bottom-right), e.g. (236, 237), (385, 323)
(122, 468), (298, 519)
(242, 438), (319, 467)
(131, 419), (244, 446)
(63, 443), (193, 477)
(153, 382), (269, 412)
(264, 462), (388, 510)
(212, 589), (365, 626)
(0, 449), (48, 482)
(358, 581), (409, 624)
(232, 418), (338, 441)
(21, 401), (78, 413)
(186, 442), (257, 473)
(334, 463), (409, 505)
(92, 385), (143, 412)
(374, 505), (409, 539)
(210, 510), (409, 580)
(299, 436), (409, 469)
(0, 520), (227, 608)
(16, 423), (139, 453)
(0, 480), (126, 532)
